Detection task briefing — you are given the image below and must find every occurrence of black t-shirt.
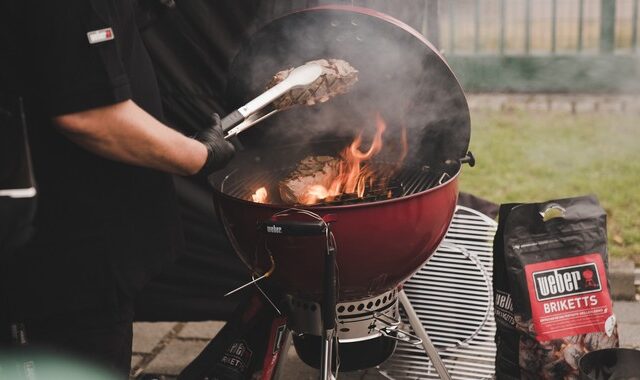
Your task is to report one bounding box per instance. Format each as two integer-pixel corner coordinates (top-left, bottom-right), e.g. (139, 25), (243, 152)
(1, 0), (184, 318)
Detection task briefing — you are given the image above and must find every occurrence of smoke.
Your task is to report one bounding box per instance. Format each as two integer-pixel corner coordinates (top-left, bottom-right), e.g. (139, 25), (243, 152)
(226, 7), (470, 169)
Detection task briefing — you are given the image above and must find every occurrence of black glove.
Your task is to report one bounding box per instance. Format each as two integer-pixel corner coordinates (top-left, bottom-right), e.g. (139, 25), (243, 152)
(195, 113), (235, 176)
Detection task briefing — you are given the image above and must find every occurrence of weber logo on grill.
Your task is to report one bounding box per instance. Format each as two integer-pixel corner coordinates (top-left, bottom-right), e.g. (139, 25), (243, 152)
(532, 263), (601, 301)
(266, 225), (282, 234)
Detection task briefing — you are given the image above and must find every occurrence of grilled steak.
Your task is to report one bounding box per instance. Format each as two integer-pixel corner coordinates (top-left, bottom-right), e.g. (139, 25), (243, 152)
(268, 58), (358, 110)
(279, 156), (340, 204)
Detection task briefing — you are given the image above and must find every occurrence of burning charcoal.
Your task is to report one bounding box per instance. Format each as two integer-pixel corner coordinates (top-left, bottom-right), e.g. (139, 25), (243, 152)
(278, 156), (340, 205)
(583, 330), (619, 351)
(561, 343), (582, 370)
(268, 58), (358, 110)
(519, 337), (542, 374)
(515, 314), (535, 335)
(542, 357), (576, 380)
(565, 335), (583, 345)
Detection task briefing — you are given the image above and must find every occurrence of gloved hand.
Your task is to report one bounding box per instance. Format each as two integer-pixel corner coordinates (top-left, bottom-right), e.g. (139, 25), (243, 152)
(195, 113), (235, 176)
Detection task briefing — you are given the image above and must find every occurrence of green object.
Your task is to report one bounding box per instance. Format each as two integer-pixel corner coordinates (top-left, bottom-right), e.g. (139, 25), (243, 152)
(600, 0), (616, 53)
(447, 55), (640, 93)
(632, 0), (639, 52)
(551, 0), (557, 54)
(0, 350), (119, 380)
(578, 0), (585, 52)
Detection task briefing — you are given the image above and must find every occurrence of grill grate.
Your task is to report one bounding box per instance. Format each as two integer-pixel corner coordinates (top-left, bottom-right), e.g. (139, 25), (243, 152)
(221, 163), (446, 206)
(379, 206), (498, 380)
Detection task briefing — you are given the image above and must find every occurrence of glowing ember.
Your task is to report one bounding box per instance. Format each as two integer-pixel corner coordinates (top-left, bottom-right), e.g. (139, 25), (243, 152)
(251, 187), (268, 203)
(302, 184), (330, 204)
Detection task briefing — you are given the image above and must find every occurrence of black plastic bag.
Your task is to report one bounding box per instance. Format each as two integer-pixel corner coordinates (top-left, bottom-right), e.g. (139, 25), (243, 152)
(494, 195), (619, 380)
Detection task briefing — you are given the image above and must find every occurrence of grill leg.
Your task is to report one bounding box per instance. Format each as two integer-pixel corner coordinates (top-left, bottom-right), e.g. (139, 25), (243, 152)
(399, 290), (452, 380)
(319, 329), (336, 380)
(271, 328), (292, 380)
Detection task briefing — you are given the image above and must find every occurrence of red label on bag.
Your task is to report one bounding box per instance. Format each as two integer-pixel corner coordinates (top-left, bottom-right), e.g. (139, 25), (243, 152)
(525, 253), (614, 341)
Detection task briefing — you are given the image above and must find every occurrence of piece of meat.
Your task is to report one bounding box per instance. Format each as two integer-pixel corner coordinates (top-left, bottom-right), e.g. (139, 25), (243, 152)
(268, 58), (358, 110)
(279, 156), (340, 205)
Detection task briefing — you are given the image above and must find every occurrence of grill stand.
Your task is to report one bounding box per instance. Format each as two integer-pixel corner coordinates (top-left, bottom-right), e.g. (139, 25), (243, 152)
(256, 209), (341, 380)
(248, 208), (485, 380)
(398, 290), (452, 380)
(320, 226), (338, 380)
(264, 291), (453, 380)
(320, 331), (336, 380)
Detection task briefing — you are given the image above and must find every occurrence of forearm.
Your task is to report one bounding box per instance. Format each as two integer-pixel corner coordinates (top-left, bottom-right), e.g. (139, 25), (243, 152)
(54, 100), (207, 175)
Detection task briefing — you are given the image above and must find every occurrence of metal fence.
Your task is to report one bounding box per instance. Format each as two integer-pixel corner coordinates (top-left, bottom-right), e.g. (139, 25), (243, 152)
(279, 0), (639, 55)
(268, 0), (640, 92)
(437, 0), (638, 55)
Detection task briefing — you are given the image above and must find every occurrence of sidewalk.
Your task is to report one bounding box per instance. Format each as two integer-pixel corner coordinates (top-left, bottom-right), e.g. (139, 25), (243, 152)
(130, 301), (640, 379)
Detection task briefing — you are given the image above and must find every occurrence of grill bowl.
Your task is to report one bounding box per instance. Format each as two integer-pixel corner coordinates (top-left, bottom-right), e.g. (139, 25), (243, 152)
(212, 162), (459, 302)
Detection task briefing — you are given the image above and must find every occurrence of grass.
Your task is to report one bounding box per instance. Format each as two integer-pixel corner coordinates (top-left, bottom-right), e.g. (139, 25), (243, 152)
(459, 109), (640, 260)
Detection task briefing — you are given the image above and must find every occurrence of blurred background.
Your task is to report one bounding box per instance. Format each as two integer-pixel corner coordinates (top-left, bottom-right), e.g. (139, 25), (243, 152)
(268, 0), (640, 91)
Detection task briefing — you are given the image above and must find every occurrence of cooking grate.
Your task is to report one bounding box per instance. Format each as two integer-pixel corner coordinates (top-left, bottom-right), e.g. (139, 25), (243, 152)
(220, 163), (447, 206)
(380, 206), (498, 380)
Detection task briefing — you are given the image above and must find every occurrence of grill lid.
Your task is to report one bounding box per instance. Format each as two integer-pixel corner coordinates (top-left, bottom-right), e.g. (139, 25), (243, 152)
(224, 6), (471, 168)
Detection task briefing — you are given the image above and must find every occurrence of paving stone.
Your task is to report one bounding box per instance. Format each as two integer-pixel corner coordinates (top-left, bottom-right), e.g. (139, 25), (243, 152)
(618, 322), (640, 349)
(550, 98), (573, 112)
(574, 97), (597, 113)
(465, 95), (484, 110)
(279, 345), (318, 379)
(131, 354), (145, 368)
(278, 342), (388, 379)
(502, 99), (528, 112)
(132, 322), (178, 354)
(525, 94), (551, 112)
(609, 258), (636, 301)
(486, 94), (508, 111)
(466, 94), (640, 114)
(596, 99), (624, 112)
(623, 96), (640, 113)
(614, 301), (640, 324)
(144, 340), (209, 376)
(178, 321), (226, 340)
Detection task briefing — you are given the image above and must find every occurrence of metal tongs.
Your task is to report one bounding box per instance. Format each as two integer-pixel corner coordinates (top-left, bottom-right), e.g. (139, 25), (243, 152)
(221, 62), (323, 139)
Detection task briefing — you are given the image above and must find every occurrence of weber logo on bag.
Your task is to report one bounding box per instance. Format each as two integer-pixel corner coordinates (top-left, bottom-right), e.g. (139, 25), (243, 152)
(526, 254), (613, 341)
(533, 263), (601, 301)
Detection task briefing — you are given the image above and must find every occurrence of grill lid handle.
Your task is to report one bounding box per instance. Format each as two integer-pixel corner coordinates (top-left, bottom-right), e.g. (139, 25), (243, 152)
(259, 219), (327, 236)
(459, 151), (475, 167)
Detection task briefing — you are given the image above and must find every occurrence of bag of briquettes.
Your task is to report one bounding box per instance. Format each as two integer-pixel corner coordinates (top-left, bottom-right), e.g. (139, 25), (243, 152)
(493, 195), (619, 379)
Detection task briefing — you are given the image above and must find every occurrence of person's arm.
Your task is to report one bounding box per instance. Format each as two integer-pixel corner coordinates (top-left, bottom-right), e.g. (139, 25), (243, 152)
(54, 100), (208, 176)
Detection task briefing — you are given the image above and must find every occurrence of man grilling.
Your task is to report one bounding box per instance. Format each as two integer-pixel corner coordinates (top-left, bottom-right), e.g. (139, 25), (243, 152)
(0, 0), (234, 376)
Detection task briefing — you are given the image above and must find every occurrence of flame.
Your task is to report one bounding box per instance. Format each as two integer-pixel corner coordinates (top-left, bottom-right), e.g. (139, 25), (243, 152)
(299, 113), (392, 205)
(248, 113), (408, 205)
(251, 187), (268, 203)
(302, 184), (330, 204)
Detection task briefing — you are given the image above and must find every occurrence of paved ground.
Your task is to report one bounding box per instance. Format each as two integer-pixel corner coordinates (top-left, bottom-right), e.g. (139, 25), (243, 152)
(130, 300), (640, 379)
